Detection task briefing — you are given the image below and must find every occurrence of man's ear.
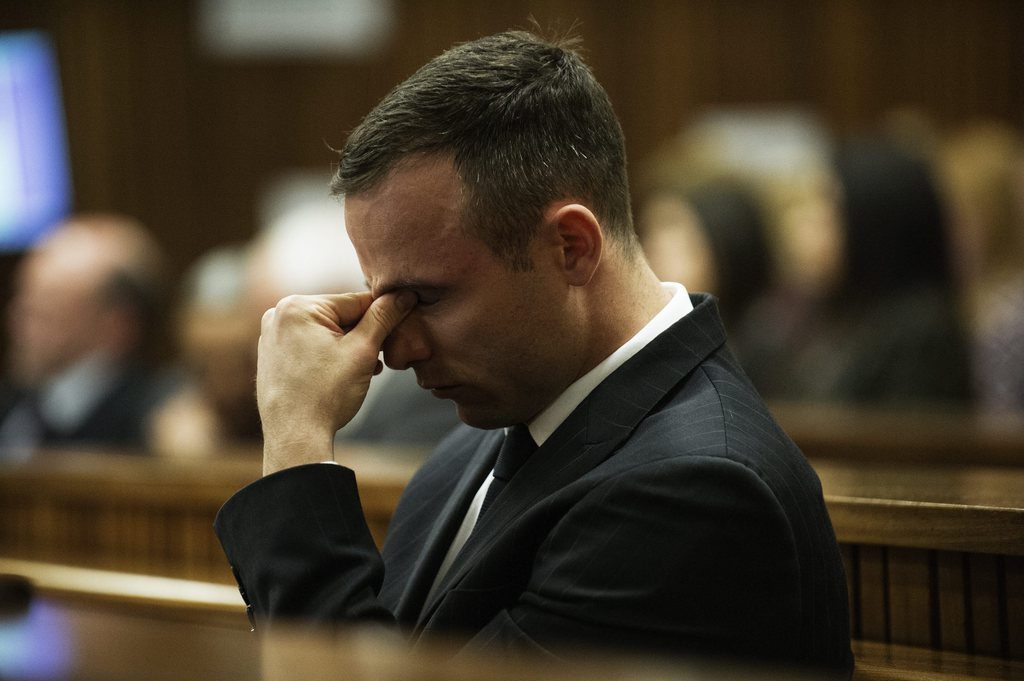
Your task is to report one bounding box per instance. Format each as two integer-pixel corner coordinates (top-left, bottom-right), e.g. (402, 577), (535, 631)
(544, 203), (603, 287)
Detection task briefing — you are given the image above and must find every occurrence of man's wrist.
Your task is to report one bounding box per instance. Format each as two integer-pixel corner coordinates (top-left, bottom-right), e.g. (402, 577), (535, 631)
(261, 425), (336, 477)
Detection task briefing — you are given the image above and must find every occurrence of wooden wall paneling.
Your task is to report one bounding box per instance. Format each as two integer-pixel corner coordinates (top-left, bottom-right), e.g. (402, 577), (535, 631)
(1006, 556), (1024, 659)
(168, 508), (189, 577)
(935, 550), (969, 653)
(930, 0), (1024, 123)
(125, 503), (143, 572)
(176, 510), (198, 580)
(187, 509), (231, 584)
(814, 0), (877, 133)
(580, 1), (686, 172)
(148, 507), (169, 576)
(139, 504), (159, 573)
(603, 0), (718, 193)
(709, 0), (817, 104)
(145, 505), (166, 574)
(78, 501), (99, 565)
(967, 553), (1005, 657)
(5, 500), (17, 555)
(56, 499), (75, 564)
(50, 3), (198, 275)
(99, 501), (118, 570)
(182, 511), (202, 580)
(0, 498), (8, 553)
(32, 498), (56, 564)
(139, 504), (160, 574)
(886, 547), (934, 648)
(118, 505), (136, 572)
(14, 495), (34, 559)
(127, 505), (145, 574)
(61, 501), (81, 565)
(858, 545), (889, 643)
(98, 503), (119, 572)
(46, 500), (64, 562)
(51, 3), (120, 210)
(124, 2), (197, 282)
(3, 0), (1024, 288)
(114, 504), (134, 572)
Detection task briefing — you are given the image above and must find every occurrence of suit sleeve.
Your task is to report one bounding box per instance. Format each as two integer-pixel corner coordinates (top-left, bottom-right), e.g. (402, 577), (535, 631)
(214, 463), (395, 626)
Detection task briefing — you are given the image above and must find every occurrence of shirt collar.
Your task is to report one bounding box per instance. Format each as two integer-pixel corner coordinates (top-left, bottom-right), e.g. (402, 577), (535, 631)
(526, 282), (693, 445)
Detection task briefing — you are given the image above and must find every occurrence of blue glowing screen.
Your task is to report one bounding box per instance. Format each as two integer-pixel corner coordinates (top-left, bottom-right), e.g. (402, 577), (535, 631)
(0, 31), (73, 252)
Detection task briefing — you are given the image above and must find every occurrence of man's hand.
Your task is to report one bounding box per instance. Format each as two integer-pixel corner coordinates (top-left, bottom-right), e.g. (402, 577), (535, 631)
(256, 290), (416, 476)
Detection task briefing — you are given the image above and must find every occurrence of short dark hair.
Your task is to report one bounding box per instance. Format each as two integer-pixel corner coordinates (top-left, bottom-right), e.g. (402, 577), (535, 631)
(331, 30), (636, 270)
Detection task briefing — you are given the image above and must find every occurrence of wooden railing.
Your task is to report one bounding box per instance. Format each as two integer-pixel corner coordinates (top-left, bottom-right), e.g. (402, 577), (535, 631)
(3, 560), (1021, 680)
(2, 410), (1023, 668)
(0, 445), (423, 584)
(814, 459), (1024, 660)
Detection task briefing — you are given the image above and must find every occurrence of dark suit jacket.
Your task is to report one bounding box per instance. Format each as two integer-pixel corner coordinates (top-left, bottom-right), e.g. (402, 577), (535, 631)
(0, 364), (170, 452)
(215, 294), (853, 676)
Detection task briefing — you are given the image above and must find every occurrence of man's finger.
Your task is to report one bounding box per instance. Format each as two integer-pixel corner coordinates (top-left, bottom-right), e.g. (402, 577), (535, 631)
(314, 292), (375, 329)
(349, 291), (417, 348)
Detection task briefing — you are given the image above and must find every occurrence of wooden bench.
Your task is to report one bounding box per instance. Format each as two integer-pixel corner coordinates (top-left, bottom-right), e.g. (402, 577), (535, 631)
(0, 556), (245, 626)
(851, 640), (1024, 680)
(0, 446), (423, 583)
(4, 559), (1021, 680)
(3, 559), (1020, 680)
(815, 458), (1024, 660)
(3, 437), (1024, 672)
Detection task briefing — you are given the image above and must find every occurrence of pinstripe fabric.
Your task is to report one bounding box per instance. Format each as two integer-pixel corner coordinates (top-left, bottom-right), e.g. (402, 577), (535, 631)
(215, 294), (853, 677)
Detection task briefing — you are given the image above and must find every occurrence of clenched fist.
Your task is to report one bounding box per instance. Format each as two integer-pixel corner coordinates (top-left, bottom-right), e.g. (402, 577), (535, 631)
(256, 290), (416, 475)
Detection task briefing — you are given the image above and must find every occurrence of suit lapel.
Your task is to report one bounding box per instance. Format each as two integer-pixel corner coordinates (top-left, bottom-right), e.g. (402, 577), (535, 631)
(391, 428), (503, 622)
(417, 294), (727, 623)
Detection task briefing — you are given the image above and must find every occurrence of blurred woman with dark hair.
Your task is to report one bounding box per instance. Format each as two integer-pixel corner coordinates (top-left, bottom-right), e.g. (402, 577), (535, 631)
(821, 137), (971, 403)
(639, 180), (774, 363)
(748, 137), (972, 405)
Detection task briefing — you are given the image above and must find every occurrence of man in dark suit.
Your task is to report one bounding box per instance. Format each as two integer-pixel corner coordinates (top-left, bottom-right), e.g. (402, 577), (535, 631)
(215, 31), (853, 677)
(0, 213), (170, 457)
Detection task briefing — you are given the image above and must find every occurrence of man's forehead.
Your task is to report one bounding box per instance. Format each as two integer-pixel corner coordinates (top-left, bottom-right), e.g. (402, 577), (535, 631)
(345, 155), (462, 213)
(351, 228), (488, 299)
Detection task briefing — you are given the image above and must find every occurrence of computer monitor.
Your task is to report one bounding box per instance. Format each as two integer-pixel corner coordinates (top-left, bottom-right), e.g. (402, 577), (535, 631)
(0, 30), (73, 252)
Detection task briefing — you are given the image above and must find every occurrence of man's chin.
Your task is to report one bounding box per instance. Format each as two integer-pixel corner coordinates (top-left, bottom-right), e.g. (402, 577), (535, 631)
(452, 403), (519, 431)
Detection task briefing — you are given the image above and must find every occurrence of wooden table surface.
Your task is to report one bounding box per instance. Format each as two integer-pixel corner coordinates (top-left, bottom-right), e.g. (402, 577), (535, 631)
(773, 402), (1024, 467)
(814, 458), (1024, 555)
(0, 592), (827, 681)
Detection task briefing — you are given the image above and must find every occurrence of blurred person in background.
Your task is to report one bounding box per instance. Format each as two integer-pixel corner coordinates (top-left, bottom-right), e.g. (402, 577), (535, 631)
(0, 213), (172, 458)
(150, 197), (460, 458)
(746, 136), (971, 405)
(148, 245), (262, 457)
(249, 198), (461, 447)
(939, 121), (1024, 413)
(638, 180), (775, 364)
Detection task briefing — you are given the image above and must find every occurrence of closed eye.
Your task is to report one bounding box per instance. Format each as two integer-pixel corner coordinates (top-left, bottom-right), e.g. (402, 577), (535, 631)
(414, 291), (440, 307)
(370, 278), (446, 307)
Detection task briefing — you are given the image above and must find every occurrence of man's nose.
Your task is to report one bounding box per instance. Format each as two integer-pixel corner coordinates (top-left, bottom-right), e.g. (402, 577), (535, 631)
(382, 316), (430, 370)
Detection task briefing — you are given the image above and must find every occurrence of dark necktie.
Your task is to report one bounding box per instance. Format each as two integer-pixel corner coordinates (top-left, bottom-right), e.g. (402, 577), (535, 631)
(478, 424), (537, 518)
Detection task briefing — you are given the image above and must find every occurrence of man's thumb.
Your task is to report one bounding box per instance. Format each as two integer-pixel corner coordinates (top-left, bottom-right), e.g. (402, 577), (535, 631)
(356, 291), (417, 346)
